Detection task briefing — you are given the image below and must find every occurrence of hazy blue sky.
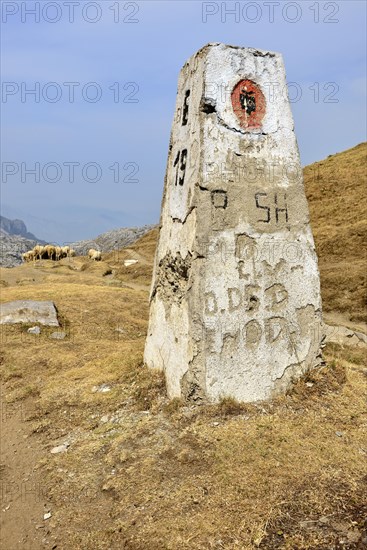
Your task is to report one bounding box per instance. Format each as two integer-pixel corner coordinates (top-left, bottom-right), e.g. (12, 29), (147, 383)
(1, 0), (366, 243)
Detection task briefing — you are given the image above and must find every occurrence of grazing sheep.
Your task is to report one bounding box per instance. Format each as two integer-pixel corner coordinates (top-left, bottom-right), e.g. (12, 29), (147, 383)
(44, 244), (56, 260)
(22, 251), (34, 262)
(33, 244), (45, 261)
(88, 249), (102, 261)
(22, 244), (76, 263)
(61, 245), (70, 258)
(54, 246), (62, 261)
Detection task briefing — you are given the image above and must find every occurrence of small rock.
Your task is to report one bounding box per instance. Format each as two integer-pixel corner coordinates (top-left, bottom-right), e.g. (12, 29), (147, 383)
(335, 431), (343, 437)
(306, 382), (314, 388)
(92, 383), (111, 393)
(49, 331), (66, 340)
(124, 259), (139, 267)
(28, 326), (41, 335)
(212, 422), (220, 427)
(354, 331), (367, 344)
(43, 512), (52, 520)
(50, 443), (70, 454)
(100, 415), (109, 424)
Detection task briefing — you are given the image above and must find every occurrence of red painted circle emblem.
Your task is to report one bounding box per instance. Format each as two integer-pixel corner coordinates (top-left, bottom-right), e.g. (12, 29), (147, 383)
(231, 79), (266, 130)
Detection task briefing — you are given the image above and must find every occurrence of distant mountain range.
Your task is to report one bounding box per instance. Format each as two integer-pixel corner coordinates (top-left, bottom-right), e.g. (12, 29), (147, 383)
(0, 215), (156, 267)
(0, 215), (41, 242)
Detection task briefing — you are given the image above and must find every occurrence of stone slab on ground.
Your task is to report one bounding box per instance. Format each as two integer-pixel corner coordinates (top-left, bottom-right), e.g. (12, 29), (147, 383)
(324, 324), (367, 347)
(0, 300), (59, 326)
(49, 331), (66, 340)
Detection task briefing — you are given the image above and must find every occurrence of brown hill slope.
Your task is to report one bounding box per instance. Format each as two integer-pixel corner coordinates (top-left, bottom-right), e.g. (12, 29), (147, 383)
(304, 142), (367, 322)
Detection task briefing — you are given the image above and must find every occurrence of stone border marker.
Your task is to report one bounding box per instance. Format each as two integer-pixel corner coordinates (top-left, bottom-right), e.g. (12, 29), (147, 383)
(144, 43), (323, 403)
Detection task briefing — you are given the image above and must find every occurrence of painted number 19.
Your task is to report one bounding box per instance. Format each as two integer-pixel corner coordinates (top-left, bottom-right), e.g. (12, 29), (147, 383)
(173, 149), (187, 186)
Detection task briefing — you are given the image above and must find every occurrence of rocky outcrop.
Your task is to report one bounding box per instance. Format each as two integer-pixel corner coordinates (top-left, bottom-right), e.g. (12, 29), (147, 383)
(70, 225), (156, 255)
(0, 215), (39, 241)
(0, 216), (45, 267)
(0, 229), (40, 268)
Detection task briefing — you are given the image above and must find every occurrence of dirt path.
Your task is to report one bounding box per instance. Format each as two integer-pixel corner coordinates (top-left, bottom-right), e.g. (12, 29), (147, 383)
(0, 389), (52, 550)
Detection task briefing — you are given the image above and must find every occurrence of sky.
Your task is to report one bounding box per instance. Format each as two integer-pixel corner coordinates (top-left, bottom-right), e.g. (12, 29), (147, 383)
(1, 0), (366, 243)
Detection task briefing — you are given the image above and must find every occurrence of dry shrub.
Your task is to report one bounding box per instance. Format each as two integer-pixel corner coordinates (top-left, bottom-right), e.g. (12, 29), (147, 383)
(163, 397), (184, 415)
(120, 361), (166, 410)
(217, 396), (250, 416)
(288, 362), (347, 401)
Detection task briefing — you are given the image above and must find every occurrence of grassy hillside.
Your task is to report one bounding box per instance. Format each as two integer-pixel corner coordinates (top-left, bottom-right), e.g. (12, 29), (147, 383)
(0, 145), (366, 549)
(304, 142), (367, 322)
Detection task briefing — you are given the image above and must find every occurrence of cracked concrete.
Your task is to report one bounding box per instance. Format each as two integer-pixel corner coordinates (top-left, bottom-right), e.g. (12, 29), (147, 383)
(144, 43), (323, 403)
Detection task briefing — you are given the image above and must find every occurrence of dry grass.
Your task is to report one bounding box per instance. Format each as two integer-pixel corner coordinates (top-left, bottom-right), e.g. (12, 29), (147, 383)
(304, 142), (367, 322)
(1, 240), (366, 549)
(0, 150), (366, 548)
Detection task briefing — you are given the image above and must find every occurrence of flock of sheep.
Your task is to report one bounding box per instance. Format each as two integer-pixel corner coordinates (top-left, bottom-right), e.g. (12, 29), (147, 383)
(22, 245), (102, 262)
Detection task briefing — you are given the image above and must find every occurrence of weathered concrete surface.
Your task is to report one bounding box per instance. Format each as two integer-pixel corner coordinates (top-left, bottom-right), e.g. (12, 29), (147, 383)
(144, 43), (323, 403)
(0, 300), (59, 326)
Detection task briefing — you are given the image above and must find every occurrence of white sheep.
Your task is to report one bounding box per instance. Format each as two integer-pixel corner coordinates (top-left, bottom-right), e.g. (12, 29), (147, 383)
(44, 244), (56, 260)
(88, 248), (102, 261)
(22, 251), (34, 262)
(54, 246), (62, 261)
(61, 245), (70, 258)
(33, 244), (45, 261)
